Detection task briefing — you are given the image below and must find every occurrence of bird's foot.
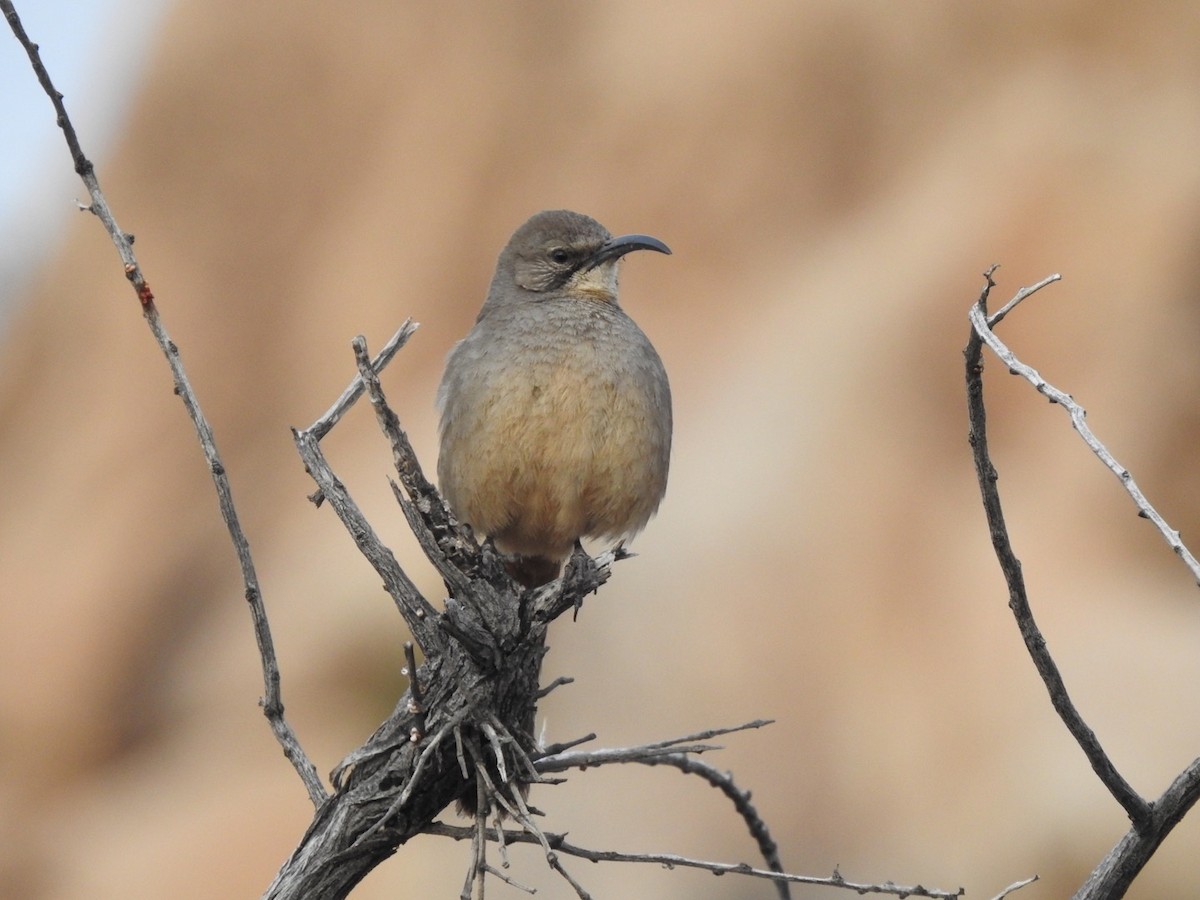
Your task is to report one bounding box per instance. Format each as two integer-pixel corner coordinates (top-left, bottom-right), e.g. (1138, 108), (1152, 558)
(562, 540), (600, 620)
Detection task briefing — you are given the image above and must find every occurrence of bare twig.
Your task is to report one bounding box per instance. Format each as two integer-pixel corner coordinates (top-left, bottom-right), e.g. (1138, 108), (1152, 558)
(965, 268), (1150, 827)
(490, 806), (510, 869)
(538, 732), (594, 756)
(1, 0), (326, 807)
(637, 752), (789, 900)
(480, 722), (511, 786)
(989, 875), (1038, 900)
(969, 280), (1200, 587)
(486, 714), (542, 787)
(308, 320), (418, 441)
(481, 863), (533, 895)
(534, 721), (787, 898)
(535, 719), (772, 772)
(464, 737), (522, 823)
(635, 719), (774, 749)
(985, 272), (1061, 328)
(545, 852), (590, 900)
(469, 778), (488, 900)
(536, 675), (574, 699)
(501, 771), (591, 900)
(426, 823), (963, 898)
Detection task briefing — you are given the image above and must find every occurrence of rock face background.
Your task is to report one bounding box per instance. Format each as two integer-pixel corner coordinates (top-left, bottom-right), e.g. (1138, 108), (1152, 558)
(3, 3), (1200, 897)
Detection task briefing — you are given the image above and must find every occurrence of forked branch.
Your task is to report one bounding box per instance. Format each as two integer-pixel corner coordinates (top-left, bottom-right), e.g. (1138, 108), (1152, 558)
(965, 267), (1200, 898)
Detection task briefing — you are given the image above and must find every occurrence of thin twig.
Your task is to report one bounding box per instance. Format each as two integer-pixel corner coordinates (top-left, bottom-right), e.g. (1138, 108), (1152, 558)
(638, 753), (790, 900)
(471, 778), (488, 900)
(481, 863), (533, 894)
(491, 806), (510, 868)
(534, 722), (788, 899)
(546, 852), (590, 900)
(485, 715), (541, 789)
(537, 732), (595, 756)
(964, 268), (1150, 828)
(985, 271), (1061, 328)
(969, 299), (1200, 587)
(455, 725), (470, 779)
(500, 764), (592, 900)
(458, 723), (587, 898)
(536, 675), (574, 699)
(425, 823), (964, 898)
(638, 719), (774, 749)
(308, 320), (418, 441)
(990, 874), (1038, 900)
(1, 0), (326, 807)
(480, 721), (510, 786)
(536, 719), (772, 772)
(464, 738), (523, 823)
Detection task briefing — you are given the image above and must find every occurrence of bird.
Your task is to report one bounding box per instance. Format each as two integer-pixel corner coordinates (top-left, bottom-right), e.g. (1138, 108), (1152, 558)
(437, 209), (672, 588)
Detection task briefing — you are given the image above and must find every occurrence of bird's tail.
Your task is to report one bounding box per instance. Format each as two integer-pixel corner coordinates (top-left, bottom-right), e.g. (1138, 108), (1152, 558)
(504, 554), (562, 588)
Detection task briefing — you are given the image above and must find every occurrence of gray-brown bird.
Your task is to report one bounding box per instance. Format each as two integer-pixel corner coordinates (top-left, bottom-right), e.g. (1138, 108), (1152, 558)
(437, 210), (672, 588)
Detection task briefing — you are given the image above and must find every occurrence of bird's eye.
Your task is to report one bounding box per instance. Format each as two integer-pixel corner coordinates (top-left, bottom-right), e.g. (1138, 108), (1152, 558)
(548, 248), (571, 265)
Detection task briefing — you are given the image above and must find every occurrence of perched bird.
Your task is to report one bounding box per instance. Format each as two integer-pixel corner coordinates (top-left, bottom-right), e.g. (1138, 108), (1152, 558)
(437, 209), (672, 588)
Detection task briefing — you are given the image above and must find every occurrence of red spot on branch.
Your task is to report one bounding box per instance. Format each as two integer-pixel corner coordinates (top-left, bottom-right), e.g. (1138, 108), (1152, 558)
(124, 263), (155, 308)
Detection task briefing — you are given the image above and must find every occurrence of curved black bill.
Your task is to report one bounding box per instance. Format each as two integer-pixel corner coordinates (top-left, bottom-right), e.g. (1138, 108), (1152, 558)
(582, 233), (672, 271)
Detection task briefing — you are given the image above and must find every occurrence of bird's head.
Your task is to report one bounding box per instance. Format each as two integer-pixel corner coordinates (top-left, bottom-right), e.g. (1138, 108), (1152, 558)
(497, 209), (670, 304)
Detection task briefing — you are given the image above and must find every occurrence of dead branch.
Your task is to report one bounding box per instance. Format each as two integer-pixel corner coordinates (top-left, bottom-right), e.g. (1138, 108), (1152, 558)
(0, 0), (325, 806)
(968, 273), (1200, 586)
(988, 875), (1039, 900)
(426, 821), (963, 899)
(965, 267), (1200, 899)
(264, 332), (641, 898)
(272, 331), (968, 898)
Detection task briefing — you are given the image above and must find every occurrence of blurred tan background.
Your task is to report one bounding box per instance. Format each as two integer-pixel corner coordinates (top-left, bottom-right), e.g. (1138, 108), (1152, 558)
(3, 2), (1200, 898)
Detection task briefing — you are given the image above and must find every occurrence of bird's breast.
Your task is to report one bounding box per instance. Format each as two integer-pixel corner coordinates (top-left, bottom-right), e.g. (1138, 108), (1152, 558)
(437, 306), (671, 558)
